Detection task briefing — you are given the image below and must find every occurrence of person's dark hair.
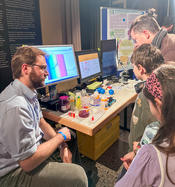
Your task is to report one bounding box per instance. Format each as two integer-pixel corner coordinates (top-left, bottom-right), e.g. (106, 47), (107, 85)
(11, 46), (45, 79)
(143, 64), (175, 184)
(129, 8), (160, 35)
(130, 44), (164, 74)
(146, 8), (158, 19)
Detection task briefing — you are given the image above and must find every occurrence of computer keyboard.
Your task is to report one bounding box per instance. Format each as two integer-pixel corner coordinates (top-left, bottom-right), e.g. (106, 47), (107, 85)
(87, 81), (102, 90)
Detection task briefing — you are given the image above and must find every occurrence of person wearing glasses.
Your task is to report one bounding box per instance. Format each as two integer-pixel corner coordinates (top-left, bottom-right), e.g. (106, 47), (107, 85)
(129, 9), (175, 63)
(0, 46), (88, 187)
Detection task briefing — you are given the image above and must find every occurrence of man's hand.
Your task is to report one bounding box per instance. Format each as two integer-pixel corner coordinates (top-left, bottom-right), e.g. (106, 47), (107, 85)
(58, 127), (71, 141)
(60, 143), (72, 163)
(120, 151), (135, 170)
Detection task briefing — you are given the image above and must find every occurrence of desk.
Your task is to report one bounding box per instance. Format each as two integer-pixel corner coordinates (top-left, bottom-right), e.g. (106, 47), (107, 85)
(42, 80), (137, 136)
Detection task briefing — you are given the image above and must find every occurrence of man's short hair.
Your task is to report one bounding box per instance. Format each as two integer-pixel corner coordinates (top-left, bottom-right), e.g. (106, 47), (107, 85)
(11, 46), (45, 79)
(129, 14), (160, 35)
(130, 44), (164, 74)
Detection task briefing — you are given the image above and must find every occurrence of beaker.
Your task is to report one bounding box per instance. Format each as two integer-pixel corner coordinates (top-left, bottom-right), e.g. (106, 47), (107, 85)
(59, 96), (70, 113)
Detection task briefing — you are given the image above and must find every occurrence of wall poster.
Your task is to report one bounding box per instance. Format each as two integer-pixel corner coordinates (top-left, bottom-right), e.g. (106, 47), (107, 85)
(100, 7), (144, 70)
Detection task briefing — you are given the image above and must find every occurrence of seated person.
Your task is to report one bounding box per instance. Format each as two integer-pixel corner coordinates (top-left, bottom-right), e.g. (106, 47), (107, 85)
(115, 64), (175, 186)
(0, 46), (88, 187)
(117, 43), (164, 180)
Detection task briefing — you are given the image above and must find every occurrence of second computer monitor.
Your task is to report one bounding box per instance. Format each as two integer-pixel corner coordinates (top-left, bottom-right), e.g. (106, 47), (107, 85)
(75, 50), (101, 84)
(100, 39), (117, 78)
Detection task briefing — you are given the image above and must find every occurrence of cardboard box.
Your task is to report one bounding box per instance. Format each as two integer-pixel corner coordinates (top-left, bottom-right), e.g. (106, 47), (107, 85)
(77, 115), (120, 160)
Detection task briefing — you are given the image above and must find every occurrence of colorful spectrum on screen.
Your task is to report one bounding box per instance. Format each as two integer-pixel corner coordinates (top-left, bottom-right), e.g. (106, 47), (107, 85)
(33, 45), (79, 85)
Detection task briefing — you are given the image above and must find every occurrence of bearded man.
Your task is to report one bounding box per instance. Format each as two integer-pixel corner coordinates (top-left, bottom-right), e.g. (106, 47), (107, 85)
(0, 46), (88, 187)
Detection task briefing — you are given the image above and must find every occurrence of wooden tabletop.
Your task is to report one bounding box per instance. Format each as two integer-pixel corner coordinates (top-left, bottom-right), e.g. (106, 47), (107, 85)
(42, 80), (138, 136)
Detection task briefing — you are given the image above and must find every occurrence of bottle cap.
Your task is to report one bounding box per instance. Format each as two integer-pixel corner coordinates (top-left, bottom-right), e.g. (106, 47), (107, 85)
(109, 89), (114, 95)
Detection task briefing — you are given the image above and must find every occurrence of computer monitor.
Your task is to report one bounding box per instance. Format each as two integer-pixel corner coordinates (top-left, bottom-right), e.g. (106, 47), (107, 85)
(75, 50), (102, 84)
(100, 39), (118, 79)
(31, 45), (79, 86)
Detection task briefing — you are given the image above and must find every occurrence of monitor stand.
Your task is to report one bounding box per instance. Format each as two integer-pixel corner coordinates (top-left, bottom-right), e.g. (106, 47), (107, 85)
(111, 76), (119, 83)
(75, 83), (87, 90)
(105, 75), (119, 84)
(120, 70), (130, 84)
(37, 85), (58, 103)
(48, 85), (58, 100)
(39, 85), (59, 109)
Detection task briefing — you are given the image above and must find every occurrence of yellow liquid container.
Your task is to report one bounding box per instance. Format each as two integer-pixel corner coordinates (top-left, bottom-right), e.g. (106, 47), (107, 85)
(69, 95), (75, 111)
(76, 96), (81, 110)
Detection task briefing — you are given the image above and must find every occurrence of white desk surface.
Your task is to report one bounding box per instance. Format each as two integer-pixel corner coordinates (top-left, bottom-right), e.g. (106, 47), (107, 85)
(42, 80), (138, 136)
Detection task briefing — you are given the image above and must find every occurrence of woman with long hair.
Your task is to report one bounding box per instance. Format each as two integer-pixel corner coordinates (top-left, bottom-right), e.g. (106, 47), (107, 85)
(115, 64), (175, 187)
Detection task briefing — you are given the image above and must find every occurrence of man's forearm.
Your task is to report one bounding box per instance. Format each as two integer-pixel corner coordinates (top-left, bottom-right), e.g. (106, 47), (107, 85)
(39, 118), (57, 140)
(19, 133), (64, 172)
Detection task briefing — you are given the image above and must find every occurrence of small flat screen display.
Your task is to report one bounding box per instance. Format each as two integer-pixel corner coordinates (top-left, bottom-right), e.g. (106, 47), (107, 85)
(75, 50), (101, 83)
(100, 39), (117, 78)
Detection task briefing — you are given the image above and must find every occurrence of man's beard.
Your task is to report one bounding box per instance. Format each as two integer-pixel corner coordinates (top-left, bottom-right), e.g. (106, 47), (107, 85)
(29, 69), (45, 89)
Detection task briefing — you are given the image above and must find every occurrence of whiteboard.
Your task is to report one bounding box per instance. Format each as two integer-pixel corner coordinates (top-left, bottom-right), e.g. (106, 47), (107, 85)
(100, 7), (145, 70)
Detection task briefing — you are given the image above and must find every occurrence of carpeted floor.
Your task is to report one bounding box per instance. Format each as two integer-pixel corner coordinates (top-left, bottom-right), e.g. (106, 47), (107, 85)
(80, 129), (129, 187)
(80, 105), (133, 187)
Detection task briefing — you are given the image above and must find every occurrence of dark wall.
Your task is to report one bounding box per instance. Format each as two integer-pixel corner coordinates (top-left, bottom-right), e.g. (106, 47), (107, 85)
(0, 0), (42, 93)
(79, 0), (99, 50)
(0, 67), (12, 92)
(79, 0), (168, 50)
(169, 0), (175, 16)
(79, 0), (114, 50)
(127, 0), (167, 25)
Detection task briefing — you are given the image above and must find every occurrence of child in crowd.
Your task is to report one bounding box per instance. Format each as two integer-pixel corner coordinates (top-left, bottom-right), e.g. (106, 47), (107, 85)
(115, 64), (175, 186)
(128, 44), (164, 152)
(117, 43), (164, 179)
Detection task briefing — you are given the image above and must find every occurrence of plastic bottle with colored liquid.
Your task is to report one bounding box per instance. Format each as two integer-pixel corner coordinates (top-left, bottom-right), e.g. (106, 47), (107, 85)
(69, 95), (75, 111)
(76, 96), (82, 111)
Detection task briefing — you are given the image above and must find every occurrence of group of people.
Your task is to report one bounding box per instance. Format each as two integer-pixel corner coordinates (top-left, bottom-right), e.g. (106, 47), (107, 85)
(0, 9), (175, 187)
(115, 10), (175, 187)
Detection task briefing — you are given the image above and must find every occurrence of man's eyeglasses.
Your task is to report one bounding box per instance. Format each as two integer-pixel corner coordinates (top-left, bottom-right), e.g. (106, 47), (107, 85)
(32, 64), (48, 72)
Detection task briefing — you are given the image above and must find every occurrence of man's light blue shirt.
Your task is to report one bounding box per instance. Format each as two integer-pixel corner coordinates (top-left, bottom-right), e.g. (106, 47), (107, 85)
(0, 79), (43, 177)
